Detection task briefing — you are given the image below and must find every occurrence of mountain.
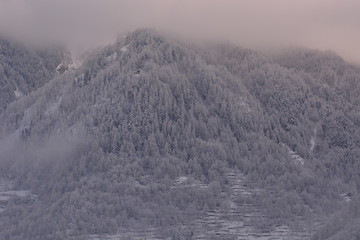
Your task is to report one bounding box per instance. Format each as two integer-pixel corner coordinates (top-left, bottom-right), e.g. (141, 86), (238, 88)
(0, 29), (360, 240)
(0, 37), (72, 113)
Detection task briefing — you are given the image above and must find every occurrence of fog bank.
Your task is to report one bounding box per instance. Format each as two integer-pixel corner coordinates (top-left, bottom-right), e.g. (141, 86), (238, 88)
(0, 0), (359, 63)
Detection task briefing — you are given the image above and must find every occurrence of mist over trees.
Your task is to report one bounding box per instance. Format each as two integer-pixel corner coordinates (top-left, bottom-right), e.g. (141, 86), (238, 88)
(0, 37), (71, 113)
(0, 29), (360, 239)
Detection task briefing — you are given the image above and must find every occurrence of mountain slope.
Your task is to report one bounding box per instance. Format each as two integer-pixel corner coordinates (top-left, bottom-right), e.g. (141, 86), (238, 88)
(0, 38), (70, 113)
(0, 29), (360, 240)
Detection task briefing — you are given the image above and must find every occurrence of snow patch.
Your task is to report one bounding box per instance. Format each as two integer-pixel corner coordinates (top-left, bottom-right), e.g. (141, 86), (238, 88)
(310, 128), (317, 152)
(106, 52), (118, 62)
(240, 102), (251, 113)
(175, 176), (188, 185)
(120, 45), (129, 52)
(340, 193), (351, 202)
(68, 60), (82, 70)
(14, 107), (33, 138)
(288, 149), (305, 165)
(45, 97), (62, 116)
(14, 88), (23, 98)
(282, 143), (305, 165)
(75, 74), (85, 87)
(0, 179), (38, 213)
(56, 63), (68, 74)
(171, 176), (207, 189)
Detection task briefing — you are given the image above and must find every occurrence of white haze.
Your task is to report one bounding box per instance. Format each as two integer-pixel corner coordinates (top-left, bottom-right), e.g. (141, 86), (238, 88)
(0, 0), (359, 64)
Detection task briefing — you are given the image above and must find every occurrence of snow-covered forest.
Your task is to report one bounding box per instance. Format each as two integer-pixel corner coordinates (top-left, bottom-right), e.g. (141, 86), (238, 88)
(1, 29), (360, 240)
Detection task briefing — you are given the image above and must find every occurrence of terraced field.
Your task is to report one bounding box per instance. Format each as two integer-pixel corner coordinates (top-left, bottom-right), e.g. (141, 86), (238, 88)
(0, 179), (36, 213)
(89, 169), (322, 240)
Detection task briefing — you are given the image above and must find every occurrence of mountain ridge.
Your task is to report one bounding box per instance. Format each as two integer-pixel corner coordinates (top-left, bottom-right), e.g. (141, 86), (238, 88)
(0, 29), (360, 240)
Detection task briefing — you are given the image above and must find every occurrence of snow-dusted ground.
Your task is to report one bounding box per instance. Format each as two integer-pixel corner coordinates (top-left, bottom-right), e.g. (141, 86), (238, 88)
(0, 179), (36, 213)
(282, 143), (305, 165)
(171, 176), (208, 190)
(88, 169), (321, 240)
(89, 226), (161, 240)
(288, 149), (305, 165)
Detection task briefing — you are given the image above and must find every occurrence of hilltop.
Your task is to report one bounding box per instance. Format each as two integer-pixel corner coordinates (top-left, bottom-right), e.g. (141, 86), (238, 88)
(0, 29), (360, 240)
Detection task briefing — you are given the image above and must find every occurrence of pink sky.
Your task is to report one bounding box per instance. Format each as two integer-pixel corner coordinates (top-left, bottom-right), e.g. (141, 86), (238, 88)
(0, 0), (359, 63)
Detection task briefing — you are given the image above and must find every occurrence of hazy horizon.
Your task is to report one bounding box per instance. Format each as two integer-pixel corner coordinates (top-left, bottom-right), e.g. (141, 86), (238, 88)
(0, 0), (359, 64)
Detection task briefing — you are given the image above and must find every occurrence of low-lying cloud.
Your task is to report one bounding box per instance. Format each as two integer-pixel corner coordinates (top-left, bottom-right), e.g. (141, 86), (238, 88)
(0, 0), (359, 64)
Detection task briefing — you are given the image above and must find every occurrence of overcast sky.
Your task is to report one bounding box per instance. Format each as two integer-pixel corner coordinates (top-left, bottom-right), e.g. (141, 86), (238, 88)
(0, 0), (359, 63)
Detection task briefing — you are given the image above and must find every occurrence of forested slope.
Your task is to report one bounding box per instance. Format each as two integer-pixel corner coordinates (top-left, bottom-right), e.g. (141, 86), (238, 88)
(0, 29), (360, 239)
(0, 37), (69, 113)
